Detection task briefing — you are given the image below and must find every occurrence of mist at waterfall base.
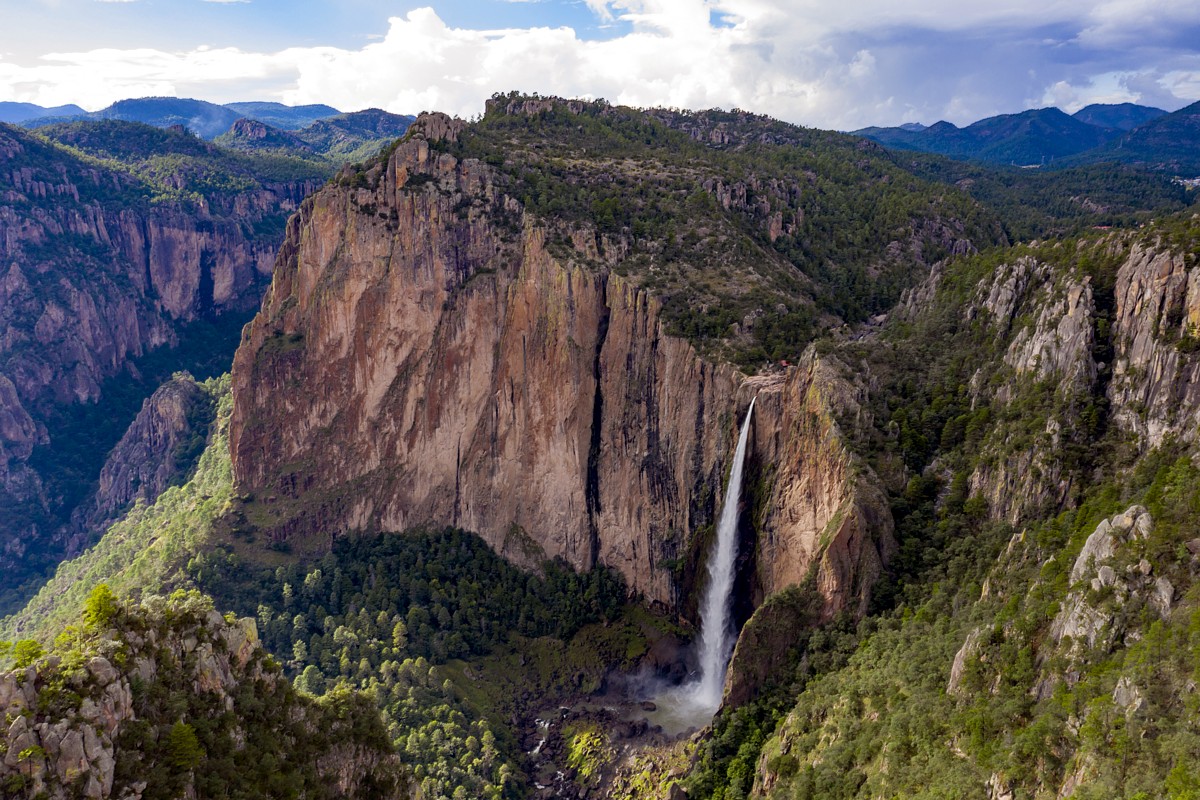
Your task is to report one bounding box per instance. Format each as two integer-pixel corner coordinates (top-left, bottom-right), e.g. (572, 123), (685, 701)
(641, 397), (756, 736)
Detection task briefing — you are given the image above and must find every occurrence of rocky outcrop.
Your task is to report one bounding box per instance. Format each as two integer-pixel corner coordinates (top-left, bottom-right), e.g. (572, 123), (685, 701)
(751, 355), (895, 615)
(1108, 236), (1200, 447)
(231, 114), (894, 627)
(965, 256), (1098, 525)
(1047, 505), (1165, 652)
(961, 230), (1200, 527)
(220, 118), (314, 153)
(0, 592), (409, 799)
(62, 374), (215, 552)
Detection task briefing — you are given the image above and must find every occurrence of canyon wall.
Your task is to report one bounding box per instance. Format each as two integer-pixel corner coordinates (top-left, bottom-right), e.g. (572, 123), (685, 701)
(1109, 237), (1200, 447)
(230, 114), (894, 619)
(0, 122), (317, 607)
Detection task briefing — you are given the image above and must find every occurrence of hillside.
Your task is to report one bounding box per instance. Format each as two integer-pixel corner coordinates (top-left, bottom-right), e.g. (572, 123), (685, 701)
(223, 101), (342, 129)
(0, 120), (324, 615)
(736, 214), (1200, 800)
(81, 97), (243, 139)
(291, 108), (416, 162)
(0, 588), (410, 799)
(214, 109), (414, 164)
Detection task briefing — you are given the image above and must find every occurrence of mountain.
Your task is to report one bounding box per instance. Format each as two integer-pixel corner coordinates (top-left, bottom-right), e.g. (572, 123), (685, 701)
(18, 98), (352, 140)
(226, 99), (1030, 613)
(213, 117), (316, 153)
(0, 101), (85, 124)
(856, 106), (1120, 165)
(1072, 101), (1167, 131)
(80, 97), (244, 139)
(0, 120), (326, 614)
(214, 110), (414, 164)
(222, 100), (341, 129)
(290, 108), (416, 161)
(1081, 99), (1200, 175)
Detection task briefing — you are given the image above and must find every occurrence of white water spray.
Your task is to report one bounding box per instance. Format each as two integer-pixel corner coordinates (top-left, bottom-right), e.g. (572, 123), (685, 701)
(692, 395), (756, 709)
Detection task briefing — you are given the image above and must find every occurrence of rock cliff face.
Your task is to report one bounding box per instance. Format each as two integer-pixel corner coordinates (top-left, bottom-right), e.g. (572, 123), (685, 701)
(231, 114), (894, 624)
(0, 592), (409, 799)
(1108, 236), (1200, 447)
(951, 230), (1200, 529)
(61, 375), (215, 553)
(965, 256), (1099, 525)
(0, 122), (316, 605)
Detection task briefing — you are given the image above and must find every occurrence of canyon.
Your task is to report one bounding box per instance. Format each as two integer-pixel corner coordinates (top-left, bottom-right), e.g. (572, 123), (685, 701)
(0, 121), (320, 609)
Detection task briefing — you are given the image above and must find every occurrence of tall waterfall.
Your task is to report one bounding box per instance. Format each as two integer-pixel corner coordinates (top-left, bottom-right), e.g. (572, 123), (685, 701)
(692, 395), (756, 711)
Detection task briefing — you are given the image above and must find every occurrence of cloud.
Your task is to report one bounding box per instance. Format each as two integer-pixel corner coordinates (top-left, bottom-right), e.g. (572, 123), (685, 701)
(0, 1), (1197, 128)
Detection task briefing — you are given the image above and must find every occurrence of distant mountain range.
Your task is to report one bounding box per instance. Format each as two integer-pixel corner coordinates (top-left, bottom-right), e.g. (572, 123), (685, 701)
(855, 102), (1200, 173)
(0, 101), (86, 124)
(8, 95), (1196, 176)
(8, 96), (415, 164)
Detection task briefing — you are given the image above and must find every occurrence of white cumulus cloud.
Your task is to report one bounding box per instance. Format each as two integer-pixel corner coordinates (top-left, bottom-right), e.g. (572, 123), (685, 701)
(0, 0), (1197, 129)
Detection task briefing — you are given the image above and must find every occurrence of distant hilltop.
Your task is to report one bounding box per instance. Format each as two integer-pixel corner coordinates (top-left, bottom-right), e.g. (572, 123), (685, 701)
(855, 101), (1200, 173)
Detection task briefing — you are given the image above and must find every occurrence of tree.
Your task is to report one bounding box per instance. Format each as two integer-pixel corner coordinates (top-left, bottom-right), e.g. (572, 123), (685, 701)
(11, 640), (43, 668)
(295, 664), (326, 695)
(83, 584), (120, 630)
(165, 722), (204, 772)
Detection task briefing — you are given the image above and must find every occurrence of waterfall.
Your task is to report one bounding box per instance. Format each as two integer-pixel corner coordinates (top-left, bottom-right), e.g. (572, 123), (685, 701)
(643, 396), (757, 733)
(692, 395), (756, 710)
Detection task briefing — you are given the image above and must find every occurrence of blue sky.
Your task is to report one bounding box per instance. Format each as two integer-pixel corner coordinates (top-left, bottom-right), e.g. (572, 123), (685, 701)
(1, 0), (1198, 129)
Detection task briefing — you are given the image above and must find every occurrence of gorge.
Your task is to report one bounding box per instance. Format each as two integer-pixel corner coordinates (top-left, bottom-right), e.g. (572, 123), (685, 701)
(3, 93), (1200, 800)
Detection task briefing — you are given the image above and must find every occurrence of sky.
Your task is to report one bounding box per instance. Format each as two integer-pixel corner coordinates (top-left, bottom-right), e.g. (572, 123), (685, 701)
(0, 0), (1198, 130)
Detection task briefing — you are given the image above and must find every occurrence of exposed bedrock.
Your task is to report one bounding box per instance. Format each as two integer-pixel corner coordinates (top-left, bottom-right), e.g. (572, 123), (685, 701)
(230, 114), (895, 639)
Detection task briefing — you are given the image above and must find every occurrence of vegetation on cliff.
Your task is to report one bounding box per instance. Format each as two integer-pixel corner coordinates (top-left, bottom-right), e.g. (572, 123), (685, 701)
(38, 119), (330, 205)
(690, 214), (1200, 799)
(1, 587), (409, 799)
(438, 94), (1003, 367)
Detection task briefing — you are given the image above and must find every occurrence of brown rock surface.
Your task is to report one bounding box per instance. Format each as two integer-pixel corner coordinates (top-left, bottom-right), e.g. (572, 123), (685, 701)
(231, 114), (895, 622)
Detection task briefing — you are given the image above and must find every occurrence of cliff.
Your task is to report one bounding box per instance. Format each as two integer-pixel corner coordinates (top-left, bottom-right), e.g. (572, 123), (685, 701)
(964, 225), (1200, 527)
(1108, 231), (1200, 447)
(0, 121), (319, 610)
(0, 589), (410, 799)
(61, 374), (216, 554)
(230, 111), (895, 630)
